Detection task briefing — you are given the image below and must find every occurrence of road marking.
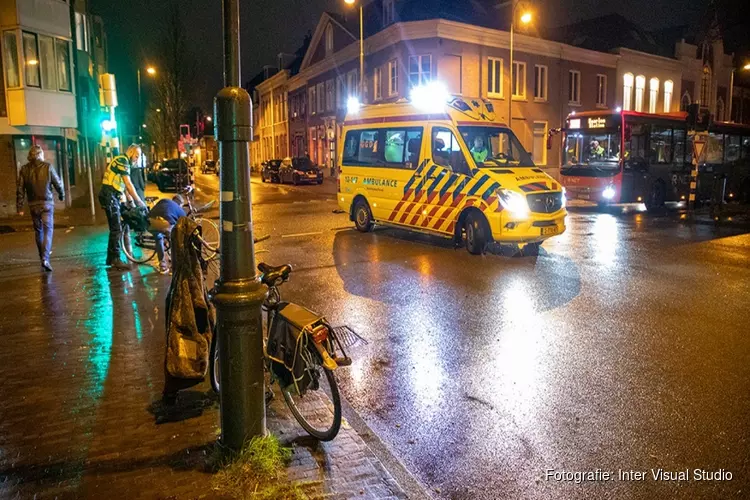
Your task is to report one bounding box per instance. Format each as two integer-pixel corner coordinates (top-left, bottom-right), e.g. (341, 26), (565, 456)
(281, 231), (323, 238)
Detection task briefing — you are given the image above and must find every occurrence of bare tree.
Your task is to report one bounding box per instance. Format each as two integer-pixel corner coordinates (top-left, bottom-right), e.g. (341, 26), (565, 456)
(151, 0), (194, 158)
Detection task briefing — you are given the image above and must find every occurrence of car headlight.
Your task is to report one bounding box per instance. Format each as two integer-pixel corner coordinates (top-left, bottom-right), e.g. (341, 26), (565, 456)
(561, 187), (566, 208)
(602, 185), (616, 199)
(498, 188), (529, 217)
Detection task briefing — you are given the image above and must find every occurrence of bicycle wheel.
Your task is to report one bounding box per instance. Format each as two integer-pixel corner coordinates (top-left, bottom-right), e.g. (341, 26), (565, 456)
(209, 333), (220, 393)
(281, 355), (342, 441)
(121, 227), (157, 264)
(195, 217), (220, 261)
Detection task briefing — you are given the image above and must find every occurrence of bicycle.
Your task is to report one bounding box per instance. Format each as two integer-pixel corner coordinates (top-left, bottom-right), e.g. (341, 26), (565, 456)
(121, 187), (220, 267)
(207, 236), (353, 441)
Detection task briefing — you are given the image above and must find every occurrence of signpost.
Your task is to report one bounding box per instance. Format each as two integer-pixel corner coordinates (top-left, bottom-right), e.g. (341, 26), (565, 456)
(688, 134), (706, 213)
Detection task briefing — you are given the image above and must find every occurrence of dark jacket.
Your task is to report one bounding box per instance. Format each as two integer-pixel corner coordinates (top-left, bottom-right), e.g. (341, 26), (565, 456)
(16, 160), (65, 212)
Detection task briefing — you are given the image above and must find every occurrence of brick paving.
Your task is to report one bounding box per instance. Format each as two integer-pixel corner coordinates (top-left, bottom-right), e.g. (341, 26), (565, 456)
(0, 225), (407, 499)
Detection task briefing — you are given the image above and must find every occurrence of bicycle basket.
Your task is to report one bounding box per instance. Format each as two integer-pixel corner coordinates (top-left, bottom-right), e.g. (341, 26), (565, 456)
(122, 206), (149, 232)
(266, 302), (324, 391)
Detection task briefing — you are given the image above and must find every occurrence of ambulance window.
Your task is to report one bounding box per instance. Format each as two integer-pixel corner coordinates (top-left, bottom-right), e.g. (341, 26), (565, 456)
(432, 127), (469, 174)
(384, 128), (423, 169)
(342, 129), (382, 166)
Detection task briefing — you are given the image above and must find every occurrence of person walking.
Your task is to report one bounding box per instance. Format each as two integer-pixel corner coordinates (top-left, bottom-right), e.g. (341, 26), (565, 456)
(98, 144), (147, 270)
(16, 145), (65, 272)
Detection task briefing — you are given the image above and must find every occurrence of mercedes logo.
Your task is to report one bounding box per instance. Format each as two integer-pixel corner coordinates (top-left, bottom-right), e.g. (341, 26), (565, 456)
(545, 196), (555, 211)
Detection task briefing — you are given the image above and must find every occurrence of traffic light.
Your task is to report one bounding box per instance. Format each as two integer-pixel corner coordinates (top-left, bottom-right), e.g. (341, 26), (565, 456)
(101, 119), (117, 132)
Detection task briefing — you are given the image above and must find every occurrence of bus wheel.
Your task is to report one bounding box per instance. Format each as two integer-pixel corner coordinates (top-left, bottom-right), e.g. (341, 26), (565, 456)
(353, 199), (374, 232)
(464, 212), (489, 255)
(645, 181), (665, 212)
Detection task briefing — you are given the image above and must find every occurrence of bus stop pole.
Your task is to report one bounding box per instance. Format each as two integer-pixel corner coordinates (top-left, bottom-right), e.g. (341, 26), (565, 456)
(212, 0), (267, 451)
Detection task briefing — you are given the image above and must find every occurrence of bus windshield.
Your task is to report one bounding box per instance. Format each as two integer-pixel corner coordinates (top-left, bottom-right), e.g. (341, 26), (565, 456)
(459, 126), (534, 168)
(564, 130), (621, 171)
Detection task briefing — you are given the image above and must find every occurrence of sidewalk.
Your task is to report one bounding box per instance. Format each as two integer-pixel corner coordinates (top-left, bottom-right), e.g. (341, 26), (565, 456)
(0, 226), (409, 499)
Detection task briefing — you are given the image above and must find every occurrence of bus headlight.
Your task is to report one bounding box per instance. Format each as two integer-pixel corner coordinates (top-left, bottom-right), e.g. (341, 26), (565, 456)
(602, 185), (616, 200)
(498, 189), (529, 217)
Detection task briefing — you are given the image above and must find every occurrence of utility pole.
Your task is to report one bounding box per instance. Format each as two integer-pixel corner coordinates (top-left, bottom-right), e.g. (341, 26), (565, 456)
(212, 0), (267, 450)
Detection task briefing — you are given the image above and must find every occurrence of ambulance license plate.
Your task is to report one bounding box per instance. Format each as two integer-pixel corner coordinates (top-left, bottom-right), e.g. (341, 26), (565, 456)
(541, 226), (559, 236)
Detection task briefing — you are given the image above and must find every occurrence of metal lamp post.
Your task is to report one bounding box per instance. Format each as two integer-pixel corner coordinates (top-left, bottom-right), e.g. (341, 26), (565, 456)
(344, 0), (365, 98)
(503, 1), (532, 128)
(728, 63), (750, 123)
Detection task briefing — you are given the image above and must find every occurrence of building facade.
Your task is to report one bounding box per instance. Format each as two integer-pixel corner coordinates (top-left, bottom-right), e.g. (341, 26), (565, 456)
(255, 69), (290, 164)
(0, 0), (77, 215)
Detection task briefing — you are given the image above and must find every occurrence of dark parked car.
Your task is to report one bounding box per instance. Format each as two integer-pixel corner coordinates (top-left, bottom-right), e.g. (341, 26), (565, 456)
(146, 162), (161, 183)
(279, 157), (323, 185)
(261, 159), (282, 183)
(201, 159), (218, 174)
(155, 159), (191, 192)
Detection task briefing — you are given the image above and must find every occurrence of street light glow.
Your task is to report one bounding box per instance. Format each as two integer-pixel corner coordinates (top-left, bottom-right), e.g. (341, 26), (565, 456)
(344, 0), (355, 4)
(206, 116), (212, 122)
(146, 66), (156, 75)
(142, 123), (147, 128)
(520, 12), (532, 24)
(743, 63), (750, 70)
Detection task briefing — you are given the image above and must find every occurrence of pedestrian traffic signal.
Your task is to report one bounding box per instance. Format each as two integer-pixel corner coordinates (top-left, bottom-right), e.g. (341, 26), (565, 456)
(101, 119), (117, 132)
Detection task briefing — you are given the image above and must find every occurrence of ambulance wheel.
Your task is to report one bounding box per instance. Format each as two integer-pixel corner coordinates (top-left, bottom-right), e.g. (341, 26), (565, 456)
(353, 199), (374, 232)
(464, 212), (488, 255)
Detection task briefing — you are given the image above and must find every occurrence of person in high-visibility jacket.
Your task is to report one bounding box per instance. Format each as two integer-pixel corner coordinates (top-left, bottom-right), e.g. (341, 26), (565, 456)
(98, 144), (147, 270)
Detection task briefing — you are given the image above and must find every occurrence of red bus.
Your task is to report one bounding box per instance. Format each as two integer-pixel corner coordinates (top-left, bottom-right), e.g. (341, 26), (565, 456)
(695, 121), (750, 204)
(560, 110), (691, 211)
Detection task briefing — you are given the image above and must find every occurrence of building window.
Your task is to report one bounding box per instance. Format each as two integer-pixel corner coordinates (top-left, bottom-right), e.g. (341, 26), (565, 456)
(716, 97), (725, 121)
(634, 75), (645, 112)
(532, 121), (547, 166)
(326, 79), (334, 111)
(488, 57), (503, 97)
(409, 55), (431, 88)
(513, 61), (526, 99)
(568, 69), (580, 105)
(534, 64), (547, 101)
(3, 31), (20, 88)
(316, 82), (325, 113)
(347, 70), (358, 97)
(664, 80), (674, 113)
(325, 24), (333, 56)
(700, 65), (711, 108)
(383, 0), (395, 26)
(38, 35), (56, 90)
(55, 38), (71, 91)
(373, 67), (382, 100)
(680, 91), (691, 111)
(596, 74), (607, 108)
(623, 73), (634, 110)
(649, 77), (659, 113)
(309, 86), (316, 115)
(337, 76), (346, 108)
(75, 12), (88, 52)
(22, 32), (40, 88)
(388, 59), (398, 96)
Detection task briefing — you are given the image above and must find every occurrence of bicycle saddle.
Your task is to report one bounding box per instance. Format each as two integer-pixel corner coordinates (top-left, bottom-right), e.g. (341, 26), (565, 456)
(258, 262), (292, 285)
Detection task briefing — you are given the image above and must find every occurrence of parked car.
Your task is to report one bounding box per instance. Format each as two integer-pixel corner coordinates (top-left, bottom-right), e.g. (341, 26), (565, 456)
(154, 159), (191, 192)
(201, 159), (218, 174)
(279, 157), (324, 185)
(146, 162), (161, 183)
(261, 159), (282, 183)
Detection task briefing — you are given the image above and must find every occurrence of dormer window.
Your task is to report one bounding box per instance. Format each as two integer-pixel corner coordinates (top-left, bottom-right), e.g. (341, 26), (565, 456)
(325, 24), (333, 56)
(383, 0), (395, 27)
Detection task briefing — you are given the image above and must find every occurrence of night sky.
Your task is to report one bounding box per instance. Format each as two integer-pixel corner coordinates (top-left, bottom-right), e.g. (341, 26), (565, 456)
(90, 0), (747, 112)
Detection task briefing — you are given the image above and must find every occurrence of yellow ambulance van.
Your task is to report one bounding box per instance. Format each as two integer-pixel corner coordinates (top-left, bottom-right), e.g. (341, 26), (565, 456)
(337, 87), (566, 255)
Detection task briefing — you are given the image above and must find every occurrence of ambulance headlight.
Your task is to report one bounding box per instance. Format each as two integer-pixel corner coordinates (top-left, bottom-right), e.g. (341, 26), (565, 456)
(602, 185), (616, 199)
(409, 81), (450, 113)
(498, 189), (529, 217)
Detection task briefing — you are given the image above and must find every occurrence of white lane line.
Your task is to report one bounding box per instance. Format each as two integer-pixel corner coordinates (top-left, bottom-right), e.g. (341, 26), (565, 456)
(281, 231), (323, 238)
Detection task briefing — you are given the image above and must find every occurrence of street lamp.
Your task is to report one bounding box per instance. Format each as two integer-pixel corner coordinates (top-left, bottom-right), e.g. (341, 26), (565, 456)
(137, 65), (157, 108)
(728, 63), (750, 122)
(502, 1), (532, 128)
(206, 116), (212, 122)
(344, 0), (365, 97)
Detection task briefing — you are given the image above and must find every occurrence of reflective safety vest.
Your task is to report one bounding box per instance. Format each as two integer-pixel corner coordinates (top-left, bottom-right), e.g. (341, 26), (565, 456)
(102, 155), (131, 193)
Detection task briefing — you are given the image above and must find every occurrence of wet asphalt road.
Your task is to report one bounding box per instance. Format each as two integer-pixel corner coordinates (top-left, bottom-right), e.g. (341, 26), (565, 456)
(192, 173), (750, 500)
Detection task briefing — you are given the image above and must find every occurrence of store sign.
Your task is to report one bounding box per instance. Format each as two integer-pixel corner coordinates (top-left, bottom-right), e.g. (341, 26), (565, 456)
(587, 117), (607, 128)
(569, 118), (581, 129)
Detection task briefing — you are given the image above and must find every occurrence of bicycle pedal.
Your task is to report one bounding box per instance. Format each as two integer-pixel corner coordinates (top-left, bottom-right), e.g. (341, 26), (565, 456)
(333, 356), (352, 366)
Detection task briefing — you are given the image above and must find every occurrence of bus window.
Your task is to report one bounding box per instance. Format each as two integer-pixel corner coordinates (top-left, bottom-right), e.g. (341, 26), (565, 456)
(742, 137), (750, 159)
(649, 126), (673, 164)
(625, 124), (647, 161)
(725, 135), (741, 162)
(705, 133), (724, 164)
(563, 131), (620, 169)
(673, 128), (687, 165)
(432, 127), (470, 174)
(383, 128), (423, 169)
(342, 129), (382, 166)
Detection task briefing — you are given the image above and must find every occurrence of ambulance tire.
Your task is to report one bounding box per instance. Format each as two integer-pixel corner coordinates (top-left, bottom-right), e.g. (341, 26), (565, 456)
(353, 199), (374, 232)
(464, 212), (489, 255)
